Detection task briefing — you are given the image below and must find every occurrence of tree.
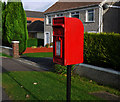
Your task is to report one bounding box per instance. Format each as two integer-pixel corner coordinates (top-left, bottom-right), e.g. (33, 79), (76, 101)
(4, 0), (28, 54)
(0, 1), (2, 45)
(2, 2), (7, 45)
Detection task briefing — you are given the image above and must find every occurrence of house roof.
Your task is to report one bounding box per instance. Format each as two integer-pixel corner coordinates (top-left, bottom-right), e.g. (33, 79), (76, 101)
(25, 10), (44, 18)
(45, 1), (103, 13)
(27, 20), (44, 32)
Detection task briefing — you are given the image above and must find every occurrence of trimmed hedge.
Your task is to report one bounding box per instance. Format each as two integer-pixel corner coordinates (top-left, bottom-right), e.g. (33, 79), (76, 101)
(84, 32), (120, 71)
(27, 38), (44, 47)
(27, 38), (38, 47)
(38, 39), (44, 46)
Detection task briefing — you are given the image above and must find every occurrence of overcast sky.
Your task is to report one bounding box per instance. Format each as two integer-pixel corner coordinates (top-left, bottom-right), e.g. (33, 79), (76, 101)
(22, 0), (58, 12)
(2, 0), (58, 12)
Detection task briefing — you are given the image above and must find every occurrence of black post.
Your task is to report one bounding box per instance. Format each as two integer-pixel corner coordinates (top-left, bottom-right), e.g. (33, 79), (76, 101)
(67, 65), (71, 102)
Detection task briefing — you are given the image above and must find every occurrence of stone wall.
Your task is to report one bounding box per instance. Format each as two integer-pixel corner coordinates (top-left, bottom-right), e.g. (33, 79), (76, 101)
(74, 63), (120, 89)
(0, 46), (13, 56)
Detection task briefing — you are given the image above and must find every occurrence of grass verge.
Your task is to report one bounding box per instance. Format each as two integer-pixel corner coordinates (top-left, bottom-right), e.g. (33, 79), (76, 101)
(0, 53), (12, 58)
(2, 71), (120, 101)
(22, 52), (53, 58)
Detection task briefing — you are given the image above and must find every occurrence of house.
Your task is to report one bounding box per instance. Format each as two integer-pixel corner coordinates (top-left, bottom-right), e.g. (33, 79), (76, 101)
(25, 10), (44, 25)
(44, 0), (120, 46)
(25, 10), (44, 46)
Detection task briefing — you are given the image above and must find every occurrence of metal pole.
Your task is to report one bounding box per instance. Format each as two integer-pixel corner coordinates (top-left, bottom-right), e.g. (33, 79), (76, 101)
(67, 65), (71, 102)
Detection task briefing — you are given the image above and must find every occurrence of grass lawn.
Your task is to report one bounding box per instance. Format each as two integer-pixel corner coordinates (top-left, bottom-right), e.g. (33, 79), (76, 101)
(0, 53), (12, 58)
(23, 52), (53, 58)
(2, 71), (120, 101)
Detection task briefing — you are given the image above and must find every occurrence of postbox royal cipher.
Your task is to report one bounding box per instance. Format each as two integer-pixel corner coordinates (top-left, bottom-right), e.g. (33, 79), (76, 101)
(53, 17), (84, 66)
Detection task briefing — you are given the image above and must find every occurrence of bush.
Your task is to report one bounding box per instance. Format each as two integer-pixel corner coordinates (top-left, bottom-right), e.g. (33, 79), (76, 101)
(3, 1), (28, 54)
(27, 38), (38, 47)
(38, 39), (44, 46)
(54, 64), (75, 75)
(50, 42), (53, 46)
(45, 43), (50, 48)
(84, 32), (120, 71)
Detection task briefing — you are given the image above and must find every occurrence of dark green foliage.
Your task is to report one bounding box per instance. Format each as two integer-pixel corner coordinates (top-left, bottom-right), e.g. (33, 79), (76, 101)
(2, 2), (7, 45)
(38, 39), (44, 46)
(3, 1), (28, 54)
(54, 64), (75, 75)
(45, 43), (50, 48)
(84, 32), (120, 71)
(27, 38), (38, 47)
(50, 42), (53, 46)
(0, 1), (2, 41)
(27, 38), (44, 47)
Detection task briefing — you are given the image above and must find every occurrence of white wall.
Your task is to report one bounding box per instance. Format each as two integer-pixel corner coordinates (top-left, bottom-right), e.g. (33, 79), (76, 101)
(37, 32), (44, 39)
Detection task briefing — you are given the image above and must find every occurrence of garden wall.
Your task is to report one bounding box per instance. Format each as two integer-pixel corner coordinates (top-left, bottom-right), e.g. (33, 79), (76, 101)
(0, 46), (13, 56)
(74, 64), (120, 89)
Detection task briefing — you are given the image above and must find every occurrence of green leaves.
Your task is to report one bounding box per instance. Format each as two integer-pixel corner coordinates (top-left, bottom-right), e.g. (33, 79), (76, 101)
(2, 1), (28, 54)
(84, 32), (120, 71)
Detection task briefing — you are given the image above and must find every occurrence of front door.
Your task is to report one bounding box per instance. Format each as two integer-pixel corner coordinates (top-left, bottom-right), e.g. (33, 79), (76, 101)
(45, 32), (50, 45)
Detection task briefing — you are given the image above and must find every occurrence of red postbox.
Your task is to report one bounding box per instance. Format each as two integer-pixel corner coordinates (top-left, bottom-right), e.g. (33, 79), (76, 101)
(53, 17), (84, 66)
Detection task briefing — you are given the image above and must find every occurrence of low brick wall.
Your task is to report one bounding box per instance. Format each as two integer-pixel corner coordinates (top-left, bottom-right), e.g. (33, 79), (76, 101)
(23, 47), (53, 54)
(0, 46), (13, 56)
(74, 64), (120, 89)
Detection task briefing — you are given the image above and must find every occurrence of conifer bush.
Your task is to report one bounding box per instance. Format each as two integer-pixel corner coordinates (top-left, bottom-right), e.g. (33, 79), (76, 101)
(3, 0), (28, 54)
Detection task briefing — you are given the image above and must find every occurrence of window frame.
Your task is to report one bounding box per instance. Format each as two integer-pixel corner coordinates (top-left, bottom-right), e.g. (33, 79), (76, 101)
(86, 9), (95, 22)
(71, 11), (80, 19)
(55, 13), (64, 17)
(46, 15), (52, 25)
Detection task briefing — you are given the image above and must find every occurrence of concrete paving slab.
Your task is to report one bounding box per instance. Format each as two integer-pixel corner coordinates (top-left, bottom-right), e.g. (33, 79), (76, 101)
(2, 57), (47, 72)
(90, 91), (120, 101)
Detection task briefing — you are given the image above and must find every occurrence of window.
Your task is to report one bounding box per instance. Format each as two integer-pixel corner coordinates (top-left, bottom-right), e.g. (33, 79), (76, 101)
(56, 14), (64, 17)
(71, 11), (79, 19)
(46, 15), (52, 25)
(48, 16), (52, 24)
(86, 9), (94, 22)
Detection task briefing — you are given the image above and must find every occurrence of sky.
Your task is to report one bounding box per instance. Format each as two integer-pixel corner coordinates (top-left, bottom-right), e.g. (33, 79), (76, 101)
(2, 0), (58, 12)
(22, 0), (58, 12)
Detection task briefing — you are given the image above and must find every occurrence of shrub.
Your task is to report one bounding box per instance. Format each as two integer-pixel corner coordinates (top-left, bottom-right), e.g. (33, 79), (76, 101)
(3, 1), (28, 54)
(27, 38), (38, 47)
(38, 39), (44, 46)
(45, 43), (50, 48)
(54, 64), (75, 75)
(84, 32), (120, 71)
(50, 42), (53, 46)
(31, 46), (37, 48)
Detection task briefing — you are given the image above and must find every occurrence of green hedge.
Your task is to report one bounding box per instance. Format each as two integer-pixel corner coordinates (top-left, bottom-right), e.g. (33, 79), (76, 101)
(27, 38), (38, 47)
(38, 39), (44, 46)
(84, 32), (120, 71)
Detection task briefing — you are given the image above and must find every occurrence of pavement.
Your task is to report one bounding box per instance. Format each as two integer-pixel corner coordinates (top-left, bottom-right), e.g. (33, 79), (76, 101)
(2, 57), (53, 72)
